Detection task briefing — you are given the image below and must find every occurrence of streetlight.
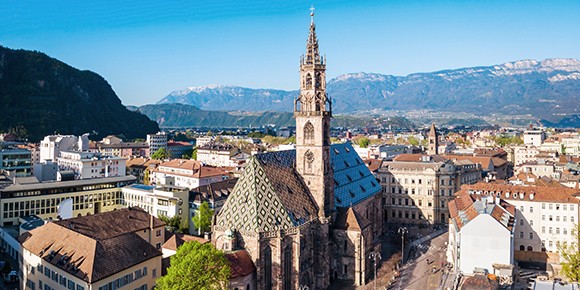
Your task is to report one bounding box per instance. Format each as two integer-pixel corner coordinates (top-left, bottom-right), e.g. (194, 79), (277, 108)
(369, 251), (382, 290)
(398, 227), (408, 264)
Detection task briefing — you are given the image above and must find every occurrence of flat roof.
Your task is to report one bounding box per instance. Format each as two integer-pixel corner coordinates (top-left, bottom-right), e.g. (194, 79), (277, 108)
(0, 175), (136, 192)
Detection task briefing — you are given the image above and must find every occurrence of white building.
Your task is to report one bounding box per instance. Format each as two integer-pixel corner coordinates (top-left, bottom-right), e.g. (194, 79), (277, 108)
(196, 143), (239, 167)
(39, 134), (86, 162)
(150, 159), (227, 190)
(447, 191), (515, 275)
(57, 151), (126, 179)
(524, 130), (546, 147)
(147, 132), (168, 156)
(460, 183), (580, 267)
(122, 184), (189, 228)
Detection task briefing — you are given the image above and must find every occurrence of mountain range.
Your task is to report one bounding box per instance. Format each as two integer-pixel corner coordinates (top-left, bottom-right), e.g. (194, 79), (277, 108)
(0, 46), (159, 141)
(157, 59), (580, 122)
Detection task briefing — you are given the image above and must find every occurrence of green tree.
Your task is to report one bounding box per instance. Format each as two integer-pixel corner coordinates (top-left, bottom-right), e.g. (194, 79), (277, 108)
(192, 202), (214, 235)
(156, 241), (230, 290)
(182, 148), (194, 159)
(359, 137), (370, 148)
(151, 147), (168, 160)
(408, 136), (419, 146)
(159, 215), (189, 234)
(558, 224), (580, 282)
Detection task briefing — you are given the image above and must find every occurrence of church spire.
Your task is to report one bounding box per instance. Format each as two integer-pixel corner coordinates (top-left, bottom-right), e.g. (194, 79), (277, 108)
(304, 6), (322, 65)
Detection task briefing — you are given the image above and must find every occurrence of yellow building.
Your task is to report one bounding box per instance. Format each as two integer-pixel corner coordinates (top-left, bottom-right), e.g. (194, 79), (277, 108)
(0, 175), (136, 226)
(20, 207), (164, 290)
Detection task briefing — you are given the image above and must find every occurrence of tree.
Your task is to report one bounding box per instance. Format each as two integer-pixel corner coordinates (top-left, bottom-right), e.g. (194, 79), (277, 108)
(408, 136), (419, 146)
(192, 202), (214, 235)
(159, 215), (189, 234)
(182, 148), (194, 159)
(359, 137), (370, 148)
(156, 241), (230, 290)
(558, 223), (580, 282)
(151, 147), (168, 160)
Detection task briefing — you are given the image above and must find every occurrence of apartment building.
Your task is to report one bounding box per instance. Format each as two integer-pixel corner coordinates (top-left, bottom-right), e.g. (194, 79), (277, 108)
(57, 151), (126, 179)
(0, 146), (32, 176)
(20, 208), (164, 290)
(378, 154), (482, 224)
(122, 184), (189, 227)
(146, 132), (167, 156)
(150, 159), (227, 189)
(196, 142), (239, 167)
(459, 182), (580, 267)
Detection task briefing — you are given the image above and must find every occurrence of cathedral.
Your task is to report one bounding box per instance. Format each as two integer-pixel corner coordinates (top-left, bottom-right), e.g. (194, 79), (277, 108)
(213, 10), (383, 289)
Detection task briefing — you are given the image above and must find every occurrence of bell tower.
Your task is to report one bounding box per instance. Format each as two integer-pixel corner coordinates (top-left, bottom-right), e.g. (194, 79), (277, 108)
(295, 7), (333, 218)
(428, 122), (439, 155)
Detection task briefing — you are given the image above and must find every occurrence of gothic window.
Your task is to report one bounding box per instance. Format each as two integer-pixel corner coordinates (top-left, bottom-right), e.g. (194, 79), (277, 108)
(305, 74), (312, 89)
(315, 93), (321, 111)
(315, 72), (322, 89)
(283, 245), (292, 290)
(304, 122), (314, 144)
(264, 245), (272, 290)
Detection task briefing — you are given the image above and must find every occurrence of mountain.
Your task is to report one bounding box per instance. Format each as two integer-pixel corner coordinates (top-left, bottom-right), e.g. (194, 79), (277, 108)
(134, 103), (415, 130)
(0, 46), (159, 141)
(157, 59), (580, 121)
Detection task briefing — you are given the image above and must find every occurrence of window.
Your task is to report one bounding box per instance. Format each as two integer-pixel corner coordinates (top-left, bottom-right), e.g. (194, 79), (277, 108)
(549, 215), (553, 221)
(152, 268), (157, 278)
(519, 219), (524, 226)
(549, 204), (553, 210)
(564, 228), (568, 235)
(156, 229), (161, 237)
(530, 207), (533, 213)
(542, 227), (545, 233)
(156, 243), (161, 249)
(542, 215), (545, 221)
(520, 206), (524, 212)
(572, 216), (575, 223)
(549, 227), (552, 234)
(304, 122), (314, 144)
(530, 220), (534, 226)
(527, 246), (533, 251)
(542, 203), (546, 209)
(564, 216), (567, 222)
(556, 228), (560, 235)
(519, 245), (525, 251)
(563, 204), (567, 211)
(529, 233), (533, 239)
(264, 245), (272, 290)
(519, 232), (524, 239)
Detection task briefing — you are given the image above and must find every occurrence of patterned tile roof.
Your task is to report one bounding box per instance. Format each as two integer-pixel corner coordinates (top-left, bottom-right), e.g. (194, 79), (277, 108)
(331, 143), (381, 207)
(216, 143), (381, 233)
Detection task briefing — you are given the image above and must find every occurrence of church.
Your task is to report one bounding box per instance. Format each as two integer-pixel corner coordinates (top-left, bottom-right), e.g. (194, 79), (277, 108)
(213, 10), (383, 289)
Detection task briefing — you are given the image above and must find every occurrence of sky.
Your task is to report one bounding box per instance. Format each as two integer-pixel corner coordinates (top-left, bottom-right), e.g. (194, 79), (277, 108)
(2, 0), (580, 106)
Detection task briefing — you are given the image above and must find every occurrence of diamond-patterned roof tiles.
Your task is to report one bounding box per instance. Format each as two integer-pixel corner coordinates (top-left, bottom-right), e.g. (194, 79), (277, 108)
(216, 143), (381, 233)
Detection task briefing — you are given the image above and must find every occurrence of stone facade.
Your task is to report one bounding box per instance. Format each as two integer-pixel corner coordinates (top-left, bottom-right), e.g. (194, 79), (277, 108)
(213, 11), (383, 290)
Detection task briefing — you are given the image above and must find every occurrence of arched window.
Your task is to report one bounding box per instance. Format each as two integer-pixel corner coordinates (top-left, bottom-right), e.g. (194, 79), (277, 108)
(441, 213), (446, 223)
(264, 245), (272, 290)
(519, 245), (525, 251)
(283, 246), (292, 290)
(315, 72), (322, 89)
(305, 74), (312, 89)
(304, 122), (314, 144)
(527, 246), (533, 251)
(246, 285), (250, 290)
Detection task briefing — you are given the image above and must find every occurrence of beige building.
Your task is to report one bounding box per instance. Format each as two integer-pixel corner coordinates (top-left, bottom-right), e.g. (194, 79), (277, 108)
(0, 175), (136, 226)
(20, 207), (164, 290)
(150, 159), (227, 189)
(378, 154), (482, 224)
(122, 184), (189, 228)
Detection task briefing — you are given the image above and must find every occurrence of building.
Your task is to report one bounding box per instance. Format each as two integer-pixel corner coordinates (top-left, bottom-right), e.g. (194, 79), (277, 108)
(459, 182), (580, 269)
(166, 141), (193, 159)
(147, 132), (168, 156)
(0, 145), (32, 176)
(524, 130), (546, 147)
(444, 154), (511, 180)
(150, 159), (227, 189)
(19, 207), (164, 290)
(378, 154), (482, 224)
(40, 134), (87, 162)
(126, 157), (161, 184)
(0, 175), (135, 226)
(447, 190), (515, 276)
(213, 13), (383, 289)
(57, 151), (126, 179)
(94, 139), (149, 158)
(197, 142), (239, 167)
(428, 123), (439, 155)
(122, 184), (189, 228)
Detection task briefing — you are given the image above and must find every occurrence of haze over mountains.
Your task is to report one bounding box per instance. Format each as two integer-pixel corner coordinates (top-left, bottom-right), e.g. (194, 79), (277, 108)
(157, 59), (580, 121)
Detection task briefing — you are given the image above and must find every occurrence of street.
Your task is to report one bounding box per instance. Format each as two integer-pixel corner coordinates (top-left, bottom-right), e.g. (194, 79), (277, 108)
(390, 231), (451, 290)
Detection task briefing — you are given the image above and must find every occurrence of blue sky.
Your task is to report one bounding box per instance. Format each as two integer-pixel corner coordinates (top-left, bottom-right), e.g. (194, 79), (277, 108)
(2, 0), (580, 106)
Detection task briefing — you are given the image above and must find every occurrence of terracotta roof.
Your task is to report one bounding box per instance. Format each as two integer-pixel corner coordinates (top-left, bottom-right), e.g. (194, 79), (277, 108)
(444, 155), (507, 170)
(460, 182), (580, 204)
(162, 233), (208, 251)
(19, 209), (162, 283)
(159, 159), (203, 170)
(53, 207), (165, 240)
(460, 274), (499, 290)
(448, 190), (515, 231)
(334, 207), (371, 231)
(393, 154), (447, 163)
(155, 160), (227, 178)
(364, 158), (382, 173)
(225, 250), (256, 278)
(167, 141), (193, 147)
(198, 142), (236, 151)
(126, 157), (161, 168)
